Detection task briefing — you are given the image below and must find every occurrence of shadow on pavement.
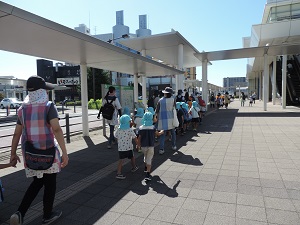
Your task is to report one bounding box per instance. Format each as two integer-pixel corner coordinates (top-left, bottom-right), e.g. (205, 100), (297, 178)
(0, 106), (241, 224)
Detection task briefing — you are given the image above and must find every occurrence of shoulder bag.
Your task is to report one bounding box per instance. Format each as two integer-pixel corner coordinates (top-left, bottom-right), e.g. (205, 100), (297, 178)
(23, 108), (56, 170)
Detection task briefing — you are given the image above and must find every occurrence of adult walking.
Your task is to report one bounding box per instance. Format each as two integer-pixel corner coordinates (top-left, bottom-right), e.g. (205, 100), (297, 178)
(241, 92), (246, 107)
(224, 92), (230, 109)
(100, 86), (122, 149)
(155, 87), (177, 155)
(9, 76), (69, 225)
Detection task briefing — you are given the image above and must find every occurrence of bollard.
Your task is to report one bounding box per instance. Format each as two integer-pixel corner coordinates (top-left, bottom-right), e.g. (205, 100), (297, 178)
(6, 106), (9, 116)
(65, 113), (70, 143)
(74, 101), (76, 113)
(62, 103), (64, 114)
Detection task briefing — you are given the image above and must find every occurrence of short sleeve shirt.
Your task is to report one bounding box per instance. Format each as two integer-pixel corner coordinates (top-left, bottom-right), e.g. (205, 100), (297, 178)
(17, 102), (58, 125)
(115, 128), (136, 151)
(138, 125), (156, 147)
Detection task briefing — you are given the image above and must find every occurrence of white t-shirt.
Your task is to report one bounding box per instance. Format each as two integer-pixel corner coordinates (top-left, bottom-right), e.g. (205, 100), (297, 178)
(114, 128), (136, 151)
(189, 107), (200, 118)
(102, 96), (122, 126)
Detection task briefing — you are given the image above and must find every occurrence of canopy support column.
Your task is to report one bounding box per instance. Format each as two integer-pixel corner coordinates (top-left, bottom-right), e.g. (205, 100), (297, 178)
(80, 64), (89, 136)
(134, 73), (139, 104)
(272, 56), (277, 105)
(282, 55), (287, 109)
(177, 44), (184, 92)
(202, 59), (208, 110)
(263, 54), (269, 111)
(141, 49), (147, 108)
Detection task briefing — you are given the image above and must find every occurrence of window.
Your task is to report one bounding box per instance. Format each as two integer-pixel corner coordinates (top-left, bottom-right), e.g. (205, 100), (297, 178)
(292, 3), (300, 19)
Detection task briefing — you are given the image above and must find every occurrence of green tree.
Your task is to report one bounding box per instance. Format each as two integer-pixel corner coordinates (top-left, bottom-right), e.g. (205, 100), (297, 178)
(77, 67), (111, 100)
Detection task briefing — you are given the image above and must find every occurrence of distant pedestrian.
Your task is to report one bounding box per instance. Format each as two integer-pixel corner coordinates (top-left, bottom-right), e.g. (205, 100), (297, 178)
(198, 95), (206, 123)
(224, 92), (230, 109)
(252, 92), (256, 104)
(210, 94), (215, 108)
(241, 92), (246, 107)
(137, 112), (163, 181)
(249, 96), (253, 107)
(114, 115), (139, 179)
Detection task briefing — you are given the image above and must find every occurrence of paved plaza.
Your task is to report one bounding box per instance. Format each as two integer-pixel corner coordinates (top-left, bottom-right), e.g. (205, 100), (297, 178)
(1, 99), (300, 225)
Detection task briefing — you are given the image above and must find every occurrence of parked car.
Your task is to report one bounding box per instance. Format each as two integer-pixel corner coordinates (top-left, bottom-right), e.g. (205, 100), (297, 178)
(0, 98), (23, 109)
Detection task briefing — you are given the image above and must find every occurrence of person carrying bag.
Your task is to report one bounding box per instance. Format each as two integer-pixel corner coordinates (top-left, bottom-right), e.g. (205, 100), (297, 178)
(9, 76), (69, 225)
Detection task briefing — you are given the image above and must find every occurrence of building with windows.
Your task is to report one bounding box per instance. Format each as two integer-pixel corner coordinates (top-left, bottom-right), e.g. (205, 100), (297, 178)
(75, 10), (196, 97)
(245, 0), (300, 105)
(0, 76), (26, 100)
(223, 77), (248, 96)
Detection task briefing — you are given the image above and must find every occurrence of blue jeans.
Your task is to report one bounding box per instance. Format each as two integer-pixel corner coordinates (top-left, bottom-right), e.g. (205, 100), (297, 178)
(109, 125), (115, 145)
(159, 128), (176, 150)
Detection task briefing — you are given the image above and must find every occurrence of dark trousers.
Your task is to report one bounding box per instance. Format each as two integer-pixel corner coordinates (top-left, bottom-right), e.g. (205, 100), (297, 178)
(18, 173), (57, 219)
(109, 124), (115, 145)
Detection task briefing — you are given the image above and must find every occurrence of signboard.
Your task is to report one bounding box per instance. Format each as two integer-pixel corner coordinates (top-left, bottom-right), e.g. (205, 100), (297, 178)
(102, 84), (134, 112)
(57, 77), (80, 86)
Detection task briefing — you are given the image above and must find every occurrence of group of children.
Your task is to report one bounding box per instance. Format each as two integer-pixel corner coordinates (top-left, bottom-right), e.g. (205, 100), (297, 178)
(175, 100), (205, 135)
(113, 107), (163, 181)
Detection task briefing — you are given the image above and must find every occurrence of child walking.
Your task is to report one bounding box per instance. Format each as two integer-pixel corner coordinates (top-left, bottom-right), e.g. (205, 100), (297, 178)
(189, 101), (200, 131)
(114, 115), (139, 179)
(137, 112), (163, 181)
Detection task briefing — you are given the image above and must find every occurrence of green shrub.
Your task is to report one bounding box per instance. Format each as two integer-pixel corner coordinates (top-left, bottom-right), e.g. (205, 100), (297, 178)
(88, 99), (102, 109)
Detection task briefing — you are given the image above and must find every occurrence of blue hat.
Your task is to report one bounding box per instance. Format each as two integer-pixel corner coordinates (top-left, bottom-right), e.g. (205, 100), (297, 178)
(176, 102), (181, 110)
(182, 102), (189, 111)
(135, 108), (144, 118)
(119, 115), (131, 130)
(147, 107), (155, 115)
(123, 106), (130, 116)
(192, 101), (198, 107)
(142, 112), (153, 126)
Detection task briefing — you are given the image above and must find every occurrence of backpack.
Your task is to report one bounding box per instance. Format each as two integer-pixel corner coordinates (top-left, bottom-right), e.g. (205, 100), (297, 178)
(100, 96), (116, 120)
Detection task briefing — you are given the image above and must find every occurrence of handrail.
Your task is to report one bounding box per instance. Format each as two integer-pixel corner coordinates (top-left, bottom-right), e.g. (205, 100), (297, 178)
(0, 112), (101, 152)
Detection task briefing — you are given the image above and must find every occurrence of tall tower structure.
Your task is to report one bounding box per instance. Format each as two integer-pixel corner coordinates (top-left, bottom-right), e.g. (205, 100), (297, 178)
(136, 15), (151, 37)
(112, 10), (129, 41)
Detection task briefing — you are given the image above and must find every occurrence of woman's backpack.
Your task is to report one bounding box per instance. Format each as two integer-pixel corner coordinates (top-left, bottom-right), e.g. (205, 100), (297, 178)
(99, 96), (116, 120)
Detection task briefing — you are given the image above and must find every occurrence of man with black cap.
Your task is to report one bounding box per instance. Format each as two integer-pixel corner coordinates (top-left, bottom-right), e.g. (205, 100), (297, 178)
(9, 75), (68, 225)
(155, 87), (177, 155)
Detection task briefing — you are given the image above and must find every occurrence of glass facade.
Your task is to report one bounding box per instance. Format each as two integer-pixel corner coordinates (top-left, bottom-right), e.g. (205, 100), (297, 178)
(268, 3), (300, 22)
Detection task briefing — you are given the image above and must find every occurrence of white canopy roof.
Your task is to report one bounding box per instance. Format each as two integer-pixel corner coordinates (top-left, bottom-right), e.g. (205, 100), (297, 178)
(194, 44), (300, 61)
(0, 1), (182, 77)
(119, 31), (203, 68)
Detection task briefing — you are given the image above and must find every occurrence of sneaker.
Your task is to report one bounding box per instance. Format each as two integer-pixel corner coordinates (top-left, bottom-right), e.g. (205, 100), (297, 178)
(42, 210), (62, 225)
(193, 128), (197, 131)
(10, 211), (23, 225)
(116, 174), (126, 179)
(107, 145), (112, 149)
(144, 166), (147, 173)
(131, 166), (139, 172)
(172, 146), (177, 151)
(159, 149), (165, 155)
(145, 174), (152, 181)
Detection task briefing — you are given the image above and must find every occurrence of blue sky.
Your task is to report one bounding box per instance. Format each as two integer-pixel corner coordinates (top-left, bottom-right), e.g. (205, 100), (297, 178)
(1, 0), (267, 86)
